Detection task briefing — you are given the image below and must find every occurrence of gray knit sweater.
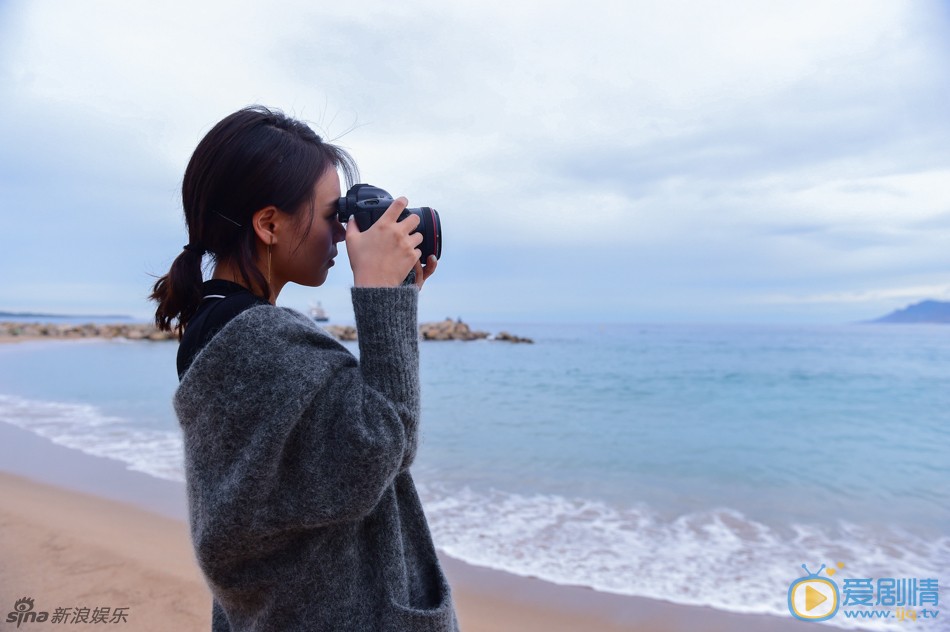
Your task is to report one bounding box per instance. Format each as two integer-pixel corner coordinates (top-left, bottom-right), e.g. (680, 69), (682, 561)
(174, 286), (460, 632)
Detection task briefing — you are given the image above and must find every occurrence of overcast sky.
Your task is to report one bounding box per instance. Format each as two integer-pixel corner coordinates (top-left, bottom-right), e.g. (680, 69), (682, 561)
(1, 1), (948, 324)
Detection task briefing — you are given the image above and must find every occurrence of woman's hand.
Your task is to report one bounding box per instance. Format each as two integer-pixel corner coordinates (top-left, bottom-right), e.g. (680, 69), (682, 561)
(346, 196), (430, 288)
(412, 254), (438, 290)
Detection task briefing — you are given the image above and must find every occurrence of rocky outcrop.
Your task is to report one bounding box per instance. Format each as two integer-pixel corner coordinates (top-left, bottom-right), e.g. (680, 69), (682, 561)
(323, 325), (357, 341)
(419, 318), (490, 341)
(0, 322), (176, 341)
(417, 319), (532, 343)
(325, 319), (533, 343)
(492, 331), (534, 344)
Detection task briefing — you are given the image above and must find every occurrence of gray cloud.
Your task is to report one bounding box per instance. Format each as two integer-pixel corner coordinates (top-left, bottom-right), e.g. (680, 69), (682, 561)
(1, 0), (949, 323)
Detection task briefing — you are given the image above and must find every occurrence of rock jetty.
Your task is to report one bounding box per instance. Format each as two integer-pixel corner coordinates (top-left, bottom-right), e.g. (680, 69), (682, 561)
(323, 325), (357, 341)
(327, 319), (531, 343)
(1, 318), (533, 344)
(418, 319), (533, 343)
(0, 321), (175, 341)
(492, 331), (534, 344)
(420, 318), (489, 341)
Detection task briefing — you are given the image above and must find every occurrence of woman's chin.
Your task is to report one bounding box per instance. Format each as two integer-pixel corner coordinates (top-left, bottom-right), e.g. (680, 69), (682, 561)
(294, 273), (329, 288)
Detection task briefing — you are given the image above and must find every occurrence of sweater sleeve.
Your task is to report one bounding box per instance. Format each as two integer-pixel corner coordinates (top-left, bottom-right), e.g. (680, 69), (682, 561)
(173, 286), (421, 551)
(352, 285), (421, 473)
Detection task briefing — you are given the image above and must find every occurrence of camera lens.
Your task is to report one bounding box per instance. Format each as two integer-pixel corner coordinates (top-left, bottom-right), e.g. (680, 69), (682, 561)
(412, 207), (442, 261)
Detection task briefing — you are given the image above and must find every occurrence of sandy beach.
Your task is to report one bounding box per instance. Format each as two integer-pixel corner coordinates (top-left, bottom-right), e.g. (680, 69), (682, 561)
(0, 419), (838, 632)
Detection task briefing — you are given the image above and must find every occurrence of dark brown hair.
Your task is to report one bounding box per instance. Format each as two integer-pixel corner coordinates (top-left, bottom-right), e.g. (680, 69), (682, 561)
(150, 105), (358, 336)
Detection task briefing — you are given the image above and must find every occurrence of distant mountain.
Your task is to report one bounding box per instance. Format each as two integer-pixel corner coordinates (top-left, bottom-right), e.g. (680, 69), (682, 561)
(869, 300), (950, 324)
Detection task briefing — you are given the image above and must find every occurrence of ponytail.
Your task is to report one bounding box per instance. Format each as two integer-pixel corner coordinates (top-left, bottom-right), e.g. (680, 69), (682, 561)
(150, 246), (205, 337)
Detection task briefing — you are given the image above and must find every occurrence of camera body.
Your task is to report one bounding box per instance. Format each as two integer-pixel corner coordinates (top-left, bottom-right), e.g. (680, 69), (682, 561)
(337, 184), (442, 261)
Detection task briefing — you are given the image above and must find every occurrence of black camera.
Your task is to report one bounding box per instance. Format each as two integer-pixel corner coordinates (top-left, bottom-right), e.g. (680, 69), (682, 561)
(337, 184), (442, 261)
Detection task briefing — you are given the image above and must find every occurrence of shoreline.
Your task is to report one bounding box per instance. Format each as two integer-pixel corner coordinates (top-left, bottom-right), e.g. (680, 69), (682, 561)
(0, 421), (836, 631)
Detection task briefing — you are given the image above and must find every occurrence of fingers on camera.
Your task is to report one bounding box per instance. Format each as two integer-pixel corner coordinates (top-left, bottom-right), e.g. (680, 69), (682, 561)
(383, 196), (409, 219)
(402, 213), (421, 232)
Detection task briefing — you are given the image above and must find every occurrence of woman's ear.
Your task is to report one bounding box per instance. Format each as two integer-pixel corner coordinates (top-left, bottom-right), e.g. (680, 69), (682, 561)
(251, 206), (281, 245)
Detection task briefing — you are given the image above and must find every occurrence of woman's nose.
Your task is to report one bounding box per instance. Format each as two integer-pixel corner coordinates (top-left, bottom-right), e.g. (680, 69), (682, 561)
(333, 220), (346, 243)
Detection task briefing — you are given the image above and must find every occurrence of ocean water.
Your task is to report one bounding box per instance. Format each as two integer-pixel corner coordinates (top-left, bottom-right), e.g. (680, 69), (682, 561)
(1, 322), (948, 630)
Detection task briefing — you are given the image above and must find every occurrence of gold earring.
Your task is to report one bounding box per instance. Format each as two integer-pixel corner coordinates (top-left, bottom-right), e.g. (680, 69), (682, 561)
(267, 241), (273, 288)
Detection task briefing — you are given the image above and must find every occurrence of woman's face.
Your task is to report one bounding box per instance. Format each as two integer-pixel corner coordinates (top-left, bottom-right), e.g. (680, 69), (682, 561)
(274, 167), (345, 288)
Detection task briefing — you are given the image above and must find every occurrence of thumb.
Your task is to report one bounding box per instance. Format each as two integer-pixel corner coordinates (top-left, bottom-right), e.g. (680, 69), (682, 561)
(345, 215), (362, 236)
(413, 258), (424, 289)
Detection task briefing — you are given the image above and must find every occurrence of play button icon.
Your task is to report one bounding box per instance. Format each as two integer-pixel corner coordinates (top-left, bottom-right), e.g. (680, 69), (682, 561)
(805, 585), (828, 611)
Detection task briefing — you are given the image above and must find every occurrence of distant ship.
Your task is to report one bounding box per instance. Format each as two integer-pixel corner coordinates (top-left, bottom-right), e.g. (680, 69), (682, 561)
(308, 302), (329, 322)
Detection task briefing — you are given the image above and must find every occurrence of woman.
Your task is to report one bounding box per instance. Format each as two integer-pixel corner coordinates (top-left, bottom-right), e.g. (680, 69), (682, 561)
(150, 106), (459, 632)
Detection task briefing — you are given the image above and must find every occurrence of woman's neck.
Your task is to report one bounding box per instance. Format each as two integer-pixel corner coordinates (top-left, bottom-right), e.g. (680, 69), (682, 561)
(212, 259), (280, 304)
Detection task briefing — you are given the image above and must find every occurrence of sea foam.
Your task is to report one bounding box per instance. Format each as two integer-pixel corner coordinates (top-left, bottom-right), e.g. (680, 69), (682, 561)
(417, 481), (949, 631)
(0, 393), (184, 482)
